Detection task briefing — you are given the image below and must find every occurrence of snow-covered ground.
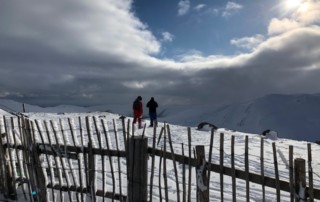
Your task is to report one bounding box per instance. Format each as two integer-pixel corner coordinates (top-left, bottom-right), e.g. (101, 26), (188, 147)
(1, 110), (318, 201)
(2, 93), (320, 142)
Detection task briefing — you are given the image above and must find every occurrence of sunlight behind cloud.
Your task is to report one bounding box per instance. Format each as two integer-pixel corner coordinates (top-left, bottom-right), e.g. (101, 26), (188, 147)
(284, 0), (303, 10)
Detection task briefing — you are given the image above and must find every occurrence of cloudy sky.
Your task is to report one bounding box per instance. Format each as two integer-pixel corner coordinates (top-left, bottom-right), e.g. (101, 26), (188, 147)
(0, 0), (320, 108)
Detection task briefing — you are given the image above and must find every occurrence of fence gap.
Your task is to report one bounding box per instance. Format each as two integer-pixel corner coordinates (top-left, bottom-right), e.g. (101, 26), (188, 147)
(101, 119), (116, 201)
(167, 124), (180, 202)
(163, 124), (169, 202)
(112, 119), (123, 200)
(149, 124), (157, 202)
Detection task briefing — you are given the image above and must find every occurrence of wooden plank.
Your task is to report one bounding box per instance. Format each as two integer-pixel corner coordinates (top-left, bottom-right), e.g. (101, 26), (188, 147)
(93, 117), (106, 202)
(272, 142), (280, 202)
(78, 117), (84, 202)
(0, 117), (9, 198)
(187, 127), (192, 202)
(3, 116), (16, 200)
(141, 123), (147, 138)
(220, 133), (224, 201)
(163, 125), (169, 202)
(294, 158), (306, 200)
(308, 143), (314, 202)
(88, 141), (95, 201)
(231, 136), (236, 202)
(167, 124), (180, 202)
(156, 127), (164, 146)
(207, 128), (215, 185)
(289, 145), (294, 202)
(120, 116), (127, 151)
(17, 116), (33, 201)
(11, 117), (27, 200)
(245, 136), (249, 202)
(127, 136), (148, 202)
(33, 120), (50, 202)
(260, 137), (265, 202)
(181, 143), (186, 202)
(159, 146), (163, 201)
(195, 145), (209, 202)
(20, 117), (36, 201)
(127, 119), (131, 141)
(46, 184), (126, 201)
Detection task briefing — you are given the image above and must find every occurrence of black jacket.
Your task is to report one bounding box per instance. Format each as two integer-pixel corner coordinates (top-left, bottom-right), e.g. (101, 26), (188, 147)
(146, 98), (158, 113)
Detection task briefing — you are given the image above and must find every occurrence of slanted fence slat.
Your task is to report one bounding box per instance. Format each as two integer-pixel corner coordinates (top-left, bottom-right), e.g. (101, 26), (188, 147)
(0, 115), (320, 202)
(219, 133), (224, 201)
(308, 143), (314, 202)
(260, 137), (265, 202)
(231, 135), (236, 202)
(272, 142), (280, 202)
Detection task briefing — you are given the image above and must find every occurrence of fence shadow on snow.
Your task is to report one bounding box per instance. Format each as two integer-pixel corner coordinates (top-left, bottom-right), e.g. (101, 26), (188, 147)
(0, 115), (319, 201)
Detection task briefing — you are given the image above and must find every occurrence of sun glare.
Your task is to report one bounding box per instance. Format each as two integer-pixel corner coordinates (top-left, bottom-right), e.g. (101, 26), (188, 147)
(285, 0), (303, 10)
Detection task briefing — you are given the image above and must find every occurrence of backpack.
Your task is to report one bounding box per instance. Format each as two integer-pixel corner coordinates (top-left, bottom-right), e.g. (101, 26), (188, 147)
(133, 100), (140, 110)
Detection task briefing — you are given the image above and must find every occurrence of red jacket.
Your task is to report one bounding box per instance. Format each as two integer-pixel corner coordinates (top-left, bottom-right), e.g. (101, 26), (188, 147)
(133, 101), (143, 117)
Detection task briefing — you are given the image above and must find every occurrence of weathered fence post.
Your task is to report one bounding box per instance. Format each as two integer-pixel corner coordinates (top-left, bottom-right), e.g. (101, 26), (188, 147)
(195, 145), (209, 202)
(294, 158), (306, 201)
(127, 136), (148, 202)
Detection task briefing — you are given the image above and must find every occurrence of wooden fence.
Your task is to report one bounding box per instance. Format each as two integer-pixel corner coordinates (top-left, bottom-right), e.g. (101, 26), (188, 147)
(0, 114), (319, 201)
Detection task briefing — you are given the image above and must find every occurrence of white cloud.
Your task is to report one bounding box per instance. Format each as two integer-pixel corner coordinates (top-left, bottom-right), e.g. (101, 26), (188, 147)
(269, 0), (320, 35)
(268, 18), (301, 35)
(222, 2), (243, 18)
(178, 0), (190, 16)
(194, 4), (206, 11)
(161, 32), (174, 42)
(231, 34), (265, 50)
(1, 0), (320, 107)
(293, 0), (320, 25)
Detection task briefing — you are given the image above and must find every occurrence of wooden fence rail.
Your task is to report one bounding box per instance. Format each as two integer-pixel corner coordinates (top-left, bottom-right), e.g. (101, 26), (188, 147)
(0, 115), (319, 201)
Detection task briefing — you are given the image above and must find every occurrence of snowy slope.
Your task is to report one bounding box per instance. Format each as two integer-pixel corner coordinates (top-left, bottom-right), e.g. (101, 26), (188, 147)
(20, 112), (320, 201)
(1, 93), (320, 142)
(201, 94), (320, 142)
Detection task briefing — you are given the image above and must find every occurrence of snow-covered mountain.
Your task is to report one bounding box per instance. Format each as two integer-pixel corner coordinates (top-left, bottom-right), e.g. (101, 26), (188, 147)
(200, 93), (320, 142)
(1, 93), (319, 142)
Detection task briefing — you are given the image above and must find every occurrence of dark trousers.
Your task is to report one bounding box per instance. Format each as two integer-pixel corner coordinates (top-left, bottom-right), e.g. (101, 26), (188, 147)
(149, 112), (157, 126)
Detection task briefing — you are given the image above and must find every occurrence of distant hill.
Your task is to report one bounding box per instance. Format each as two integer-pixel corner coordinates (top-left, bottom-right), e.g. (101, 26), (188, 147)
(186, 93), (320, 142)
(1, 93), (320, 142)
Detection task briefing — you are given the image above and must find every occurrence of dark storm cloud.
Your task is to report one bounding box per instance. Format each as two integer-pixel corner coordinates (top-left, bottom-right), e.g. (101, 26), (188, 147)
(1, 0), (320, 108)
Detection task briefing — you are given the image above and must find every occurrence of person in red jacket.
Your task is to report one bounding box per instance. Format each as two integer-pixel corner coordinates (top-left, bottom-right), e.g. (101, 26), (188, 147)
(132, 96), (143, 129)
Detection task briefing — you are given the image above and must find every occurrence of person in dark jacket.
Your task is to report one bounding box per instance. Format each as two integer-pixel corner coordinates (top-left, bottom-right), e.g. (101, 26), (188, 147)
(146, 97), (158, 127)
(133, 96), (143, 129)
